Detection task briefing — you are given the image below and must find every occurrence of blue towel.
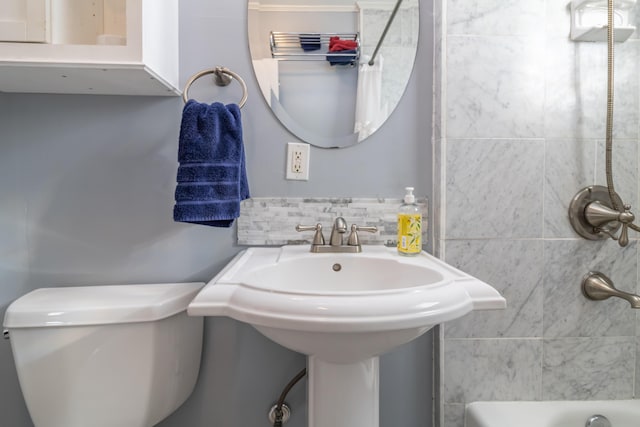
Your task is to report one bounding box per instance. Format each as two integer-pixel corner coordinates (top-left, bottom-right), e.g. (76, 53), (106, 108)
(300, 34), (321, 51)
(173, 100), (250, 227)
(326, 49), (357, 66)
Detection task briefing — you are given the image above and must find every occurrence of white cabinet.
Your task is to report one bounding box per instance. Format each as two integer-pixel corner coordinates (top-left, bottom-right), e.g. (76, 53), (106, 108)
(0, 0), (179, 96)
(0, 0), (49, 43)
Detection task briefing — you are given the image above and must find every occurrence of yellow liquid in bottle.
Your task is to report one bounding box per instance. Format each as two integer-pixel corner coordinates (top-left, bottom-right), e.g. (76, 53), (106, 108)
(397, 213), (422, 255)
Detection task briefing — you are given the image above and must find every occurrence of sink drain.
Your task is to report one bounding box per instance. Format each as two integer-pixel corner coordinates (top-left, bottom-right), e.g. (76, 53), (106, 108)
(586, 415), (611, 427)
(332, 263), (342, 272)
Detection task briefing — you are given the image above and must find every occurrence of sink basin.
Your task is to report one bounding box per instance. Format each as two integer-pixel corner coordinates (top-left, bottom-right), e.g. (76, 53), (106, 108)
(188, 245), (505, 427)
(189, 245), (504, 358)
(244, 255), (446, 292)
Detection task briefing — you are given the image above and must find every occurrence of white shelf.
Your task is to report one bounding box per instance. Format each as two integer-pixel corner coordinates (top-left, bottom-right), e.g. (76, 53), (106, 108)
(571, 0), (637, 42)
(0, 0), (179, 96)
(571, 25), (635, 42)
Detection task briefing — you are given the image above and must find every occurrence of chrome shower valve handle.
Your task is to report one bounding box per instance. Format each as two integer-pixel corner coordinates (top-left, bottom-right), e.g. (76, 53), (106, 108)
(616, 204), (634, 247)
(586, 200), (635, 246)
(569, 185), (635, 247)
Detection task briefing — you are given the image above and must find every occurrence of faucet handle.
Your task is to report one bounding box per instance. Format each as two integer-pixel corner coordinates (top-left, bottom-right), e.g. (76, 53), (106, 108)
(347, 224), (378, 246)
(618, 205), (635, 247)
(296, 223), (325, 246)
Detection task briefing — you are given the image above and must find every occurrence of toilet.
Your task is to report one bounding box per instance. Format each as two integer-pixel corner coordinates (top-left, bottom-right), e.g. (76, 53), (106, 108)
(2, 282), (205, 427)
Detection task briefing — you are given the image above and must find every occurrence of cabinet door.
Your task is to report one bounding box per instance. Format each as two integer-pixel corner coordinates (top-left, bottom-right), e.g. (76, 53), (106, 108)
(0, 0), (49, 43)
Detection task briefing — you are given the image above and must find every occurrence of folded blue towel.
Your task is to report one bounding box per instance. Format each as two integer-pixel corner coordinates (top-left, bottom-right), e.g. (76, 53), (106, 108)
(173, 100), (250, 227)
(300, 34), (321, 51)
(326, 49), (357, 66)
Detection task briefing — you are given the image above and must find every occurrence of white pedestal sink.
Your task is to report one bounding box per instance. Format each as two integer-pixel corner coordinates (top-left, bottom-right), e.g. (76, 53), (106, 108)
(188, 245), (505, 427)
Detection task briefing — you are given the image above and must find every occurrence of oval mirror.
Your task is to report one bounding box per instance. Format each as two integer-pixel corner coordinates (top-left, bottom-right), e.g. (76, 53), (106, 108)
(248, 0), (419, 148)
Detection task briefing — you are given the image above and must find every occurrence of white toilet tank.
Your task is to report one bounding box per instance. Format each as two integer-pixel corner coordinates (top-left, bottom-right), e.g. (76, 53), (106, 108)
(3, 282), (205, 427)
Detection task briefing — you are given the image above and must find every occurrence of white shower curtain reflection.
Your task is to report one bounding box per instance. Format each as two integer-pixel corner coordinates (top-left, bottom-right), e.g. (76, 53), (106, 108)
(252, 58), (279, 107)
(354, 54), (388, 141)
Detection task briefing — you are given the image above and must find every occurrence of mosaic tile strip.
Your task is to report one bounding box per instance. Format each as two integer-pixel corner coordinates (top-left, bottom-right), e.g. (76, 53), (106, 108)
(238, 197), (428, 246)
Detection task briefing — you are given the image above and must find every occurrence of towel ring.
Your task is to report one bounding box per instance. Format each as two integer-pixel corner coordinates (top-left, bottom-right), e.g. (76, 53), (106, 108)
(182, 66), (248, 108)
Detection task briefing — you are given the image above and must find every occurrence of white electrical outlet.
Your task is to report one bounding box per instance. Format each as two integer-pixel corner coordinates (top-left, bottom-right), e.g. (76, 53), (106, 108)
(286, 142), (310, 180)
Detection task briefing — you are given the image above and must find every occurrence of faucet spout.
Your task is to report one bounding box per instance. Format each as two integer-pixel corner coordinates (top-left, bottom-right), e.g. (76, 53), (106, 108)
(582, 271), (640, 308)
(329, 217), (348, 246)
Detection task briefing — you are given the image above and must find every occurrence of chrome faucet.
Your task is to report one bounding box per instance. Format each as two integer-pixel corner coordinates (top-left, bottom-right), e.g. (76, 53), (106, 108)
(296, 217), (377, 253)
(329, 217), (348, 246)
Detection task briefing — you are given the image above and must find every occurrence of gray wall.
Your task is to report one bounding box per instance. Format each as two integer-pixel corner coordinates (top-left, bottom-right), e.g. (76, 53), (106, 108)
(0, 1), (434, 427)
(435, 1), (640, 426)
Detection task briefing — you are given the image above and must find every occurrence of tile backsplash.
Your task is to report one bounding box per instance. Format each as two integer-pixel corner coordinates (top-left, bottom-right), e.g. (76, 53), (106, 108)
(238, 197), (428, 246)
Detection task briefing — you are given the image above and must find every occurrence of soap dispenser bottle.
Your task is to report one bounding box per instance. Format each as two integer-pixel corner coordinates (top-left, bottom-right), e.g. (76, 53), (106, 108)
(397, 187), (422, 256)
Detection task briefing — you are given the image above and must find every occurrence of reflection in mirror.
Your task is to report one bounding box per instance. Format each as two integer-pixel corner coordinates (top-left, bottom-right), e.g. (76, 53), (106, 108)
(248, 0), (419, 148)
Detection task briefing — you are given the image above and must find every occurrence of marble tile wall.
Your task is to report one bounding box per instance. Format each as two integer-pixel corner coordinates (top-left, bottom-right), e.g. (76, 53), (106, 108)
(436, 1), (640, 426)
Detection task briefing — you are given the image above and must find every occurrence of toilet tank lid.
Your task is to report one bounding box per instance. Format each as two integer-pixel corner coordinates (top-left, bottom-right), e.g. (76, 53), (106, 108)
(3, 282), (205, 328)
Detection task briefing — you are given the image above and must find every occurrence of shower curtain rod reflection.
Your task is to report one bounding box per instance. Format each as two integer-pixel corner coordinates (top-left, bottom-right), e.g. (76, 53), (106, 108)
(368, 0), (403, 66)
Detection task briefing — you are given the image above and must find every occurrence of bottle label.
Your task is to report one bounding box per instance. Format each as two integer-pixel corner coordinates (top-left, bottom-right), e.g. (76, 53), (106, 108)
(397, 213), (422, 254)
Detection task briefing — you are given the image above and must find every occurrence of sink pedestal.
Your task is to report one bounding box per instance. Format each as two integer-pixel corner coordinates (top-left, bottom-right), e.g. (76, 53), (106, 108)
(308, 356), (379, 427)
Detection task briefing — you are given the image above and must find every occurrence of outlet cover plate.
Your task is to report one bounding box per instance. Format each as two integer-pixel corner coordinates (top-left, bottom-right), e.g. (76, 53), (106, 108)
(286, 142), (310, 180)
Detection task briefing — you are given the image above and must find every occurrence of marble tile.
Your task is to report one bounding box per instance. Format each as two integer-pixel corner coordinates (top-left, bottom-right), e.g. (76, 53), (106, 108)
(444, 239), (543, 338)
(447, 0), (545, 36)
(636, 337), (640, 397)
(544, 39), (639, 140)
(443, 403), (465, 427)
(445, 139), (544, 239)
(433, 0), (444, 142)
(438, 0), (640, 414)
(543, 138), (597, 238)
(595, 138), (639, 216)
(446, 36), (545, 139)
(633, 6), (640, 40)
(443, 338), (543, 403)
(544, 0), (571, 39)
(432, 138), (444, 254)
(543, 240), (637, 338)
(543, 337), (635, 400)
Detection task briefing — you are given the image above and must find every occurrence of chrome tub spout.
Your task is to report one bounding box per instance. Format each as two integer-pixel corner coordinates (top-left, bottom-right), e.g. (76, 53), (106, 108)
(582, 272), (640, 308)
